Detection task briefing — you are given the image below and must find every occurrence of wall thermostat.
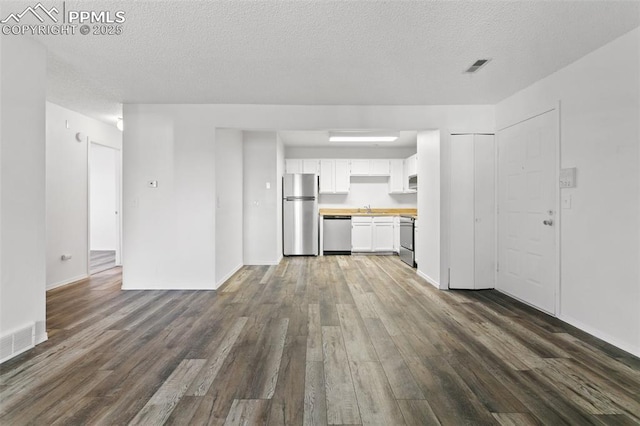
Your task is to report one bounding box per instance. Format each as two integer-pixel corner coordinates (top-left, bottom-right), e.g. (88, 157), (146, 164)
(560, 167), (576, 188)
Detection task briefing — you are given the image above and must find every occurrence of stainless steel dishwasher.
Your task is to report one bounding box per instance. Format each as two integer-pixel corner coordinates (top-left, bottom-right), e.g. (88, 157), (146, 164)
(323, 215), (352, 255)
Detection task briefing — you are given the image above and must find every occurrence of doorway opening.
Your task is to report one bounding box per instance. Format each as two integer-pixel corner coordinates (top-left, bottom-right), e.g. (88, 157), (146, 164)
(89, 142), (121, 275)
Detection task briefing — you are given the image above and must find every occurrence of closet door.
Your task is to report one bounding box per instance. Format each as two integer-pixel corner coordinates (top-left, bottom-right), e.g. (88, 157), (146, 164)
(449, 135), (475, 289)
(474, 135), (495, 289)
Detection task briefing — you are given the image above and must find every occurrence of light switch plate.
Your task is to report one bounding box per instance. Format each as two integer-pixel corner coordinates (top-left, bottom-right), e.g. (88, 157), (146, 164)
(562, 194), (572, 209)
(147, 180), (158, 188)
(266, 182), (271, 189)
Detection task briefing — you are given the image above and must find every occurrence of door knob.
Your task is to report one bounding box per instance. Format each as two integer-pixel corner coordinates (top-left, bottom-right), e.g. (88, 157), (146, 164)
(543, 219), (553, 226)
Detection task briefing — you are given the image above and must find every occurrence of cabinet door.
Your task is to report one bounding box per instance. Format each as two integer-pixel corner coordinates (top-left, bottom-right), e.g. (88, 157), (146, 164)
(370, 159), (390, 176)
(351, 223), (373, 252)
(393, 216), (400, 252)
(373, 221), (394, 252)
(389, 159), (404, 193)
(334, 160), (350, 193)
(474, 135), (495, 289)
(302, 159), (319, 174)
(319, 160), (334, 194)
(285, 159), (302, 174)
(350, 159), (370, 176)
(406, 154), (417, 177)
(449, 135), (475, 289)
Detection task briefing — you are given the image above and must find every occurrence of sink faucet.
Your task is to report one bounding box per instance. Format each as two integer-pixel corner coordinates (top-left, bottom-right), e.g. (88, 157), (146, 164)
(364, 204), (372, 214)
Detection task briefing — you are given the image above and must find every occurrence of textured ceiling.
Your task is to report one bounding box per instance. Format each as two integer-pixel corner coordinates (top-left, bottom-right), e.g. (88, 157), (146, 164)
(3, 1), (639, 125)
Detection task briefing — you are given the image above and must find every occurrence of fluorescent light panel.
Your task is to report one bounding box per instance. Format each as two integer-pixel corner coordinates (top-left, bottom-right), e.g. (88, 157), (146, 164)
(329, 131), (399, 143)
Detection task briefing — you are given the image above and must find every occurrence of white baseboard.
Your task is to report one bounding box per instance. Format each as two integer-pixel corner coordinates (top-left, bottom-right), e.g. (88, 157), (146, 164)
(215, 263), (244, 289)
(46, 274), (88, 291)
(417, 269), (442, 289)
(122, 284), (217, 290)
(559, 313), (640, 358)
(244, 258), (282, 266)
(35, 332), (48, 345)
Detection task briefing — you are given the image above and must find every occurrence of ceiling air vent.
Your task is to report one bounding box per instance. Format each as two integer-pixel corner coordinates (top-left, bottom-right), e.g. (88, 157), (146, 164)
(464, 59), (491, 73)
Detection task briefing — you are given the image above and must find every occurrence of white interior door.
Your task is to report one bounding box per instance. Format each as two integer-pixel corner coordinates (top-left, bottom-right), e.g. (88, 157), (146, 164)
(450, 135), (475, 288)
(497, 110), (558, 314)
(89, 143), (122, 269)
(474, 134), (496, 289)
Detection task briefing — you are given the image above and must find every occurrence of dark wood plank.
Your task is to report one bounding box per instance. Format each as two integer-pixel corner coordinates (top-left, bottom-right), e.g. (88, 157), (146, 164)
(2, 256), (639, 425)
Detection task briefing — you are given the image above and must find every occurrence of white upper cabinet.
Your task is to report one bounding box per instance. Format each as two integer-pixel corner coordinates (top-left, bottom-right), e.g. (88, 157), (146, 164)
(406, 154), (417, 177)
(350, 159), (390, 176)
(350, 159), (370, 176)
(388, 159), (404, 193)
(285, 159), (302, 174)
(370, 159), (390, 176)
(403, 158), (417, 193)
(319, 159), (349, 194)
(302, 159), (319, 174)
(285, 159), (319, 174)
(334, 160), (350, 193)
(319, 160), (334, 194)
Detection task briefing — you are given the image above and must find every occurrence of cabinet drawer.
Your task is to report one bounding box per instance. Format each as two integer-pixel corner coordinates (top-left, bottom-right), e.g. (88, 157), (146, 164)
(351, 216), (373, 224)
(372, 216), (394, 224)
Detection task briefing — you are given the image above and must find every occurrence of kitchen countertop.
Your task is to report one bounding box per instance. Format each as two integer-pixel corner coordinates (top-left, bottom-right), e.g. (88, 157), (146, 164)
(319, 208), (417, 218)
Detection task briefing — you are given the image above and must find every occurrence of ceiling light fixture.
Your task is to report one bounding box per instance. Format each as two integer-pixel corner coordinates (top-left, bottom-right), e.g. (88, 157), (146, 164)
(329, 131), (399, 143)
(116, 118), (124, 131)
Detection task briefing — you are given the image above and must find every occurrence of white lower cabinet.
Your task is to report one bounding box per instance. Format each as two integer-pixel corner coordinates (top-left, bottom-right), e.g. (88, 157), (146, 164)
(351, 216), (394, 252)
(351, 217), (373, 252)
(372, 217), (394, 251)
(393, 216), (400, 252)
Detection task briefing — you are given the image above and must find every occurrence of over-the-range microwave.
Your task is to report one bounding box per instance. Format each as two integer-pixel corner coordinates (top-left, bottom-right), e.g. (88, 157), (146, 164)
(408, 175), (417, 190)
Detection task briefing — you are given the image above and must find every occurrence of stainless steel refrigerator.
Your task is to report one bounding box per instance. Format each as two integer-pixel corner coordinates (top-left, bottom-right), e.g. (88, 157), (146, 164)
(283, 173), (318, 256)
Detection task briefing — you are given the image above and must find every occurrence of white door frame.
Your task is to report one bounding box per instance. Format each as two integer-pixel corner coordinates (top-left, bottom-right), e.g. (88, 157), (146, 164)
(496, 103), (561, 316)
(87, 141), (122, 274)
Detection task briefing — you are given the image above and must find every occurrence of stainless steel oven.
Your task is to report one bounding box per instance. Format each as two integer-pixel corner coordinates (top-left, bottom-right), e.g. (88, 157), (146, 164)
(399, 216), (415, 267)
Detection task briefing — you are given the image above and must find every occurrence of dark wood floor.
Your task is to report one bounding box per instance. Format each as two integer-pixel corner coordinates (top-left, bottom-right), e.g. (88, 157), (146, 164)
(90, 250), (116, 275)
(1, 256), (639, 425)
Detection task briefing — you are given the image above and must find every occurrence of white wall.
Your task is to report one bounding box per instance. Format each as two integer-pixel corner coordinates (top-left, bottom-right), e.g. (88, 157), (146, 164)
(90, 144), (118, 251)
(0, 37), (47, 349)
(243, 131), (280, 265)
(496, 28), (640, 356)
(46, 102), (122, 289)
(416, 130), (442, 287)
(122, 110), (216, 290)
(276, 135), (285, 259)
(215, 129), (243, 287)
(123, 104), (494, 289)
